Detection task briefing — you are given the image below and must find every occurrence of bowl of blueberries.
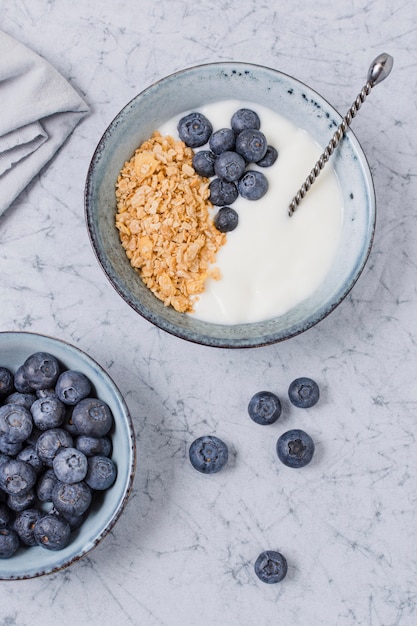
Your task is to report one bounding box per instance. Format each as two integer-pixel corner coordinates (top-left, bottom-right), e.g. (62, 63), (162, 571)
(0, 331), (136, 580)
(85, 62), (376, 348)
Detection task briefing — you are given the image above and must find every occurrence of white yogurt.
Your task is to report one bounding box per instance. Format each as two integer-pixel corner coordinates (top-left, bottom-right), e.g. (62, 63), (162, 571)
(159, 100), (344, 325)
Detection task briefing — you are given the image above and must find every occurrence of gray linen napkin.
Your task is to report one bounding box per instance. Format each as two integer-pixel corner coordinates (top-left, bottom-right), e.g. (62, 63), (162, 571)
(0, 30), (89, 215)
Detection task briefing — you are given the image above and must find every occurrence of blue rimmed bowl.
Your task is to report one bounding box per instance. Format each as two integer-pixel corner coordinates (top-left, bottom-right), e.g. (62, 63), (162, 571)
(0, 331), (136, 580)
(85, 62), (375, 348)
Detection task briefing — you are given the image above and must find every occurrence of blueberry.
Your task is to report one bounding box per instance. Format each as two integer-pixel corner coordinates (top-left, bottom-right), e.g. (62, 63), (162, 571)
(0, 459), (37, 495)
(71, 398), (113, 437)
(0, 528), (20, 558)
(214, 207), (239, 233)
(214, 151), (246, 183)
(209, 178), (238, 206)
(0, 503), (13, 528)
(13, 365), (32, 393)
(35, 428), (73, 467)
(30, 396), (66, 430)
(0, 437), (22, 456)
(235, 129), (268, 163)
(53, 447), (88, 484)
(0, 404), (33, 443)
(17, 445), (43, 474)
(177, 112), (213, 148)
(189, 435), (228, 474)
(52, 480), (92, 517)
(36, 468), (59, 502)
(55, 370), (92, 406)
(231, 108), (261, 133)
(56, 509), (87, 530)
(276, 429), (315, 468)
(238, 171), (268, 200)
(33, 514), (71, 551)
(254, 550), (288, 583)
(4, 392), (36, 410)
(0, 367), (14, 399)
(248, 391), (281, 425)
(209, 128), (236, 155)
(14, 508), (43, 546)
(75, 435), (112, 457)
(7, 488), (36, 512)
(192, 150), (217, 178)
(256, 145), (278, 168)
(288, 377), (320, 408)
(85, 455), (117, 490)
(0, 453), (10, 467)
(22, 352), (60, 390)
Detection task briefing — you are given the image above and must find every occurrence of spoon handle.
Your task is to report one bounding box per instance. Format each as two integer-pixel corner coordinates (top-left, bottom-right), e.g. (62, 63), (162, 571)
(288, 53), (393, 216)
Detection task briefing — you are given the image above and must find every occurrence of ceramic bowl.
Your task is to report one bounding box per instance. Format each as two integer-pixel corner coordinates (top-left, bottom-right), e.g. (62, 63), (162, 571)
(85, 62), (375, 348)
(0, 331), (136, 580)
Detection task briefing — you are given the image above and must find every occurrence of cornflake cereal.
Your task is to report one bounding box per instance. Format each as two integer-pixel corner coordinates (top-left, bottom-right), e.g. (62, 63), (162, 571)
(115, 131), (226, 313)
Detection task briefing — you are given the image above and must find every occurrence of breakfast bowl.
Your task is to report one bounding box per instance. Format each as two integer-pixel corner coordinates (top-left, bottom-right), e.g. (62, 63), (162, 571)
(0, 331), (136, 580)
(85, 62), (375, 348)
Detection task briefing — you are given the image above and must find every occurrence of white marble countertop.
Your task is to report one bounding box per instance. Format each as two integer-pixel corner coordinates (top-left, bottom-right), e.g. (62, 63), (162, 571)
(0, 0), (415, 624)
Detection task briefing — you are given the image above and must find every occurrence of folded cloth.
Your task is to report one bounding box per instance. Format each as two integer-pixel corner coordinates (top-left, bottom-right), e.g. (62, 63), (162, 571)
(0, 30), (89, 215)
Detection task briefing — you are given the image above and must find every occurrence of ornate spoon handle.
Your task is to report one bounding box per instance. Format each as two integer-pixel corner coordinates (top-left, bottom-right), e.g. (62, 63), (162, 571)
(288, 53), (393, 216)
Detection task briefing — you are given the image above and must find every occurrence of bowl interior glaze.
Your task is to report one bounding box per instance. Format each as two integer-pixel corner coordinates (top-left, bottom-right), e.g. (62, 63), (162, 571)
(85, 62), (375, 348)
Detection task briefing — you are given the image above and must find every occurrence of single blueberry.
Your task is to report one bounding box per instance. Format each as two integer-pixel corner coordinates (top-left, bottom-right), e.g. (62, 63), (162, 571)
(0, 503), (13, 528)
(238, 171), (268, 200)
(276, 429), (315, 468)
(192, 150), (217, 178)
(0, 527), (20, 558)
(0, 437), (22, 456)
(231, 108), (261, 133)
(256, 145), (279, 168)
(75, 435), (112, 458)
(22, 352), (60, 390)
(52, 480), (92, 517)
(214, 151), (246, 183)
(71, 398), (113, 438)
(13, 365), (32, 393)
(288, 377), (320, 408)
(55, 370), (92, 406)
(209, 178), (238, 206)
(33, 514), (71, 551)
(14, 508), (44, 546)
(0, 459), (37, 495)
(209, 128), (236, 155)
(85, 455), (117, 490)
(189, 435), (228, 474)
(17, 445), (43, 475)
(214, 207), (239, 233)
(31, 396), (66, 430)
(0, 404), (33, 443)
(248, 391), (281, 425)
(7, 488), (36, 512)
(4, 392), (36, 410)
(235, 129), (268, 163)
(177, 112), (213, 148)
(35, 428), (73, 467)
(36, 468), (59, 502)
(53, 447), (88, 484)
(254, 550), (288, 583)
(0, 367), (14, 399)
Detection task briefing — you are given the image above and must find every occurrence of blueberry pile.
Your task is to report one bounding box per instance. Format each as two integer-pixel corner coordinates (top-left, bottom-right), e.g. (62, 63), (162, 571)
(0, 353), (117, 558)
(177, 108), (278, 233)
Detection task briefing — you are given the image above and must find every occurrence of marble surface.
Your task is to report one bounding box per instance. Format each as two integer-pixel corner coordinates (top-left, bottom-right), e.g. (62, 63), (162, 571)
(0, 0), (415, 624)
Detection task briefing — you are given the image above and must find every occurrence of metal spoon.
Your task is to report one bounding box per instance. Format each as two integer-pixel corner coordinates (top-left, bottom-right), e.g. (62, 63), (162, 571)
(288, 52), (394, 216)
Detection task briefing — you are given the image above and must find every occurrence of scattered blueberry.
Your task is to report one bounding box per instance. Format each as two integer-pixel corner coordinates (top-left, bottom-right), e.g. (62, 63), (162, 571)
(288, 377), (320, 408)
(192, 150), (217, 178)
(13, 366), (32, 393)
(55, 370), (92, 406)
(0, 437), (22, 456)
(248, 391), (281, 425)
(14, 508), (43, 546)
(231, 108), (261, 133)
(214, 151), (246, 182)
(189, 435), (228, 474)
(36, 468), (59, 502)
(256, 145), (278, 168)
(238, 171), (268, 200)
(177, 112), (213, 148)
(52, 480), (92, 517)
(209, 178), (238, 206)
(0, 459), (37, 495)
(85, 455), (117, 490)
(0, 368), (14, 399)
(214, 207), (239, 233)
(0, 404), (33, 443)
(209, 128), (236, 155)
(254, 550), (288, 583)
(53, 447), (88, 484)
(22, 352), (60, 390)
(276, 429), (315, 468)
(71, 398), (113, 437)
(31, 396), (66, 430)
(235, 129), (268, 163)
(75, 435), (112, 458)
(33, 514), (71, 551)
(0, 528), (20, 558)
